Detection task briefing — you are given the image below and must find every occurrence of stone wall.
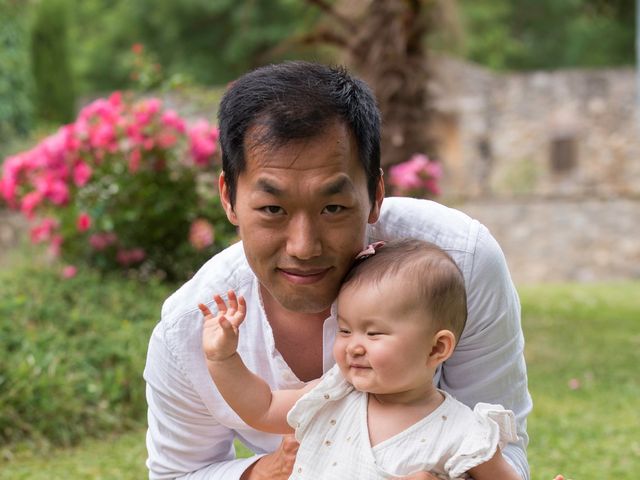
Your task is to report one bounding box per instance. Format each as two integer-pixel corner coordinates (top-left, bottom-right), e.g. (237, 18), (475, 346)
(456, 197), (640, 284)
(433, 58), (640, 199)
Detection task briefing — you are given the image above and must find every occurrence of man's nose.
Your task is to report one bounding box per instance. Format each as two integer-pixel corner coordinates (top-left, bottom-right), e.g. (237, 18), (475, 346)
(285, 214), (322, 260)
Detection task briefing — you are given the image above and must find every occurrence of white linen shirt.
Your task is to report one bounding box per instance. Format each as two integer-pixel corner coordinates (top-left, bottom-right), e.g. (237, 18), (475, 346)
(144, 197), (532, 480)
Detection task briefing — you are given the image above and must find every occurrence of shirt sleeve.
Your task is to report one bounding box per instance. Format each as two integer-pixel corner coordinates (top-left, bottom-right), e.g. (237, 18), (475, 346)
(144, 322), (264, 480)
(439, 226), (532, 480)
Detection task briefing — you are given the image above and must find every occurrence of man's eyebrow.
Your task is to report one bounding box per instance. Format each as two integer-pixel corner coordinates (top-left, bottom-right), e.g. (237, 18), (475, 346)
(255, 179), (282, 196)
(321, 177), (355, 196)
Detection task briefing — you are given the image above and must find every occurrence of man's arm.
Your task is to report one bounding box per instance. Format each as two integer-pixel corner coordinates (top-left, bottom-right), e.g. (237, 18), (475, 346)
(144, 322), (264, 479)
(439, 227), (532, 480)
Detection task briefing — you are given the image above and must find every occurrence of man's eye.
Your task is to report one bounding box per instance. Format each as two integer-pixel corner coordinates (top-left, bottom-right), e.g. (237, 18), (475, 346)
(322, 205), (344, 214)
(261, 206), (284, 215)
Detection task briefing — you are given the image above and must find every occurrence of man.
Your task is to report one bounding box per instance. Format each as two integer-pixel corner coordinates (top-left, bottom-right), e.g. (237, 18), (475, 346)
(144, 61), (532, 479)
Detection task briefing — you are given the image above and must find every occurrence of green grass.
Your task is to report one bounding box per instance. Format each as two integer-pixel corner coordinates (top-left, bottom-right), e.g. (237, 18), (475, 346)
(521, 282), (640, 479)
(0, 431), (252, 480)
(1, 281), (638, 479)
(0, 244), (176, 449)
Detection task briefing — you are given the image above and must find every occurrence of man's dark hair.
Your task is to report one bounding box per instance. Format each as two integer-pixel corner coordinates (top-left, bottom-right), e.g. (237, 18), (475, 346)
(217, 61), (381, 207)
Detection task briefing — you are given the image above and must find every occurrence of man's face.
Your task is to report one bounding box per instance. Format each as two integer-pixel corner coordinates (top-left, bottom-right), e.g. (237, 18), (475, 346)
(220, 121), (383, 314)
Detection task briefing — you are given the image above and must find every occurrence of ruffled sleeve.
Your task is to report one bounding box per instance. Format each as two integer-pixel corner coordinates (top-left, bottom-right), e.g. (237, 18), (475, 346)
(445, 403), (519, 478)
(286, 364), (352, 443)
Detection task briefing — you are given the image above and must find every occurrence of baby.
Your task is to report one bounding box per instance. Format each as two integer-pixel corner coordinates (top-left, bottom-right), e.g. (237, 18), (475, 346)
(200, 239), (520, 479)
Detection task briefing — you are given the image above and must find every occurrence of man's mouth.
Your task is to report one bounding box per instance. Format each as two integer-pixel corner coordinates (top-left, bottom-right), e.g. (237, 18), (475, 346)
(277, 267), (332, 285)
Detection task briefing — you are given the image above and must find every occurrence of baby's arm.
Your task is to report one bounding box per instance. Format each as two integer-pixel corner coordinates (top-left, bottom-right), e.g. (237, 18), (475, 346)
(200, 291), (317, 434)
(466, 448), (522, 480)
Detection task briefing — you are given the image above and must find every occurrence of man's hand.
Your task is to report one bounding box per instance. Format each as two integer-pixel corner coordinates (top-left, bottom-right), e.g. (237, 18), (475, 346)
(240, 435), (299, 480)
(199, 290), (246, 362)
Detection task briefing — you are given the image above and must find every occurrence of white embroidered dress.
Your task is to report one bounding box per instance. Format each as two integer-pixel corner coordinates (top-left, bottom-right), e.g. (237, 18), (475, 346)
(287, 365), (518, 480)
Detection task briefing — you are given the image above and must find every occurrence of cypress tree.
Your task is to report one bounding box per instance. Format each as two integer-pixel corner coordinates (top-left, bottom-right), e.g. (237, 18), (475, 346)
(30, 0), (76, 124)
(0, 0), (33, 147)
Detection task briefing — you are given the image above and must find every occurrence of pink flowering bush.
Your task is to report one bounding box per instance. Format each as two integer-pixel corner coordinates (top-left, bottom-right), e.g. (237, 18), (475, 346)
(388, 153), (442, 199)
(0, 92), (236, 280)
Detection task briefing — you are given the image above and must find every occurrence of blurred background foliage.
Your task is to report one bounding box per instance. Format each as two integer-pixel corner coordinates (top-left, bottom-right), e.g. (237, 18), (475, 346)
(1, 0), (635, 149)
(0, 0), (633, 159)
(460, 0), (636, 70)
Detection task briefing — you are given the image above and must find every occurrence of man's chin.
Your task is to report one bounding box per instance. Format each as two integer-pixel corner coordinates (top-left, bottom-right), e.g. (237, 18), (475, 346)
(274, 291), (335, 316)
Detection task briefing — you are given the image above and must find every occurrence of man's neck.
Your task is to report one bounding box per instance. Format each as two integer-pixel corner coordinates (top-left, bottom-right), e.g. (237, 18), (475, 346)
(260, 285), (329, 381)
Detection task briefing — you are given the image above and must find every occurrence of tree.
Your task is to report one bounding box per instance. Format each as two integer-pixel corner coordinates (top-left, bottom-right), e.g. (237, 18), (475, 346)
(459, 0), (636, 70)
(31, 0), (76, 124)
(301, 0), (459, 167)
(0, 0), (34, 147)
(66, 0), (321, 94)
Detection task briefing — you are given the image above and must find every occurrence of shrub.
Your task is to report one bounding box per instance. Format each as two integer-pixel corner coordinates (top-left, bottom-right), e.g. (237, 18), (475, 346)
(0, 92), (236, 280)
(0, 259), (174, 449)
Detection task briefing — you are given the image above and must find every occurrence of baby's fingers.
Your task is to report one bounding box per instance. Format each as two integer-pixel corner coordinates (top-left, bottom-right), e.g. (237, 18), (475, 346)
(237, 295), (247, 319)
(213, 294), (227, 313)
(227, 290), (238, 312)
(198, 303), (213, 317)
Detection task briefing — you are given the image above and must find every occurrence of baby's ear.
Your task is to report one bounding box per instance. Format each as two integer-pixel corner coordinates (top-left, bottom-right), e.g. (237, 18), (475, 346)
(427, 330), (456, 367)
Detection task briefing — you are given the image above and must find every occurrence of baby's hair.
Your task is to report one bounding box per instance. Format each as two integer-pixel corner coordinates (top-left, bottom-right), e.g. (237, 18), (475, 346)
(341, 239), (467, 339)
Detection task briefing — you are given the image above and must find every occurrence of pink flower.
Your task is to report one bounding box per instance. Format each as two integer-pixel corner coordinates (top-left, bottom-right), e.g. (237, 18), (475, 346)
(129, 149), (141, 173)
(73, 161), (92, 187)
(89, 232), (118, 251)
(0, 173), (18, 205)
(131, 43), (144, 55)
(49, 234), (63, 257)
(90, 122), (117, 150)
(116, 248), (146, 266)
(134, 98), (162, 126)
(389, 154), (442, 197)
(143, 138), (155, 151)
(77, 212), (92, 232)
(188, 120), (219, 167)
(157, 132), (177, 149)
(161, 110), (186, 133)
(62, 265), (77, 279)
(47, 180), (70, 205)
(30, 217), (58, 243)
(21, 191), (43, 218)
(189, 218), (215, 250)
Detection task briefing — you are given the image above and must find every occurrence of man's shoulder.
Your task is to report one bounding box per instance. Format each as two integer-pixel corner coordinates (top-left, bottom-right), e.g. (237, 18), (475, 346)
(373, 197), (482, 253)
(372, 197), (508, 283)
(160, 241), (253, 327)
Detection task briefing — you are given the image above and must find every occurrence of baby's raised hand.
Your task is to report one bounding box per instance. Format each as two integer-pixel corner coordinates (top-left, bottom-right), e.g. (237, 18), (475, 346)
(199, 290), (246, 362)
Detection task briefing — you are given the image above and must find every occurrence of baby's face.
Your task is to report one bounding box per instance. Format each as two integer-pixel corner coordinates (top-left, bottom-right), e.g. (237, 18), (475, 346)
(333, 277), (435, 399)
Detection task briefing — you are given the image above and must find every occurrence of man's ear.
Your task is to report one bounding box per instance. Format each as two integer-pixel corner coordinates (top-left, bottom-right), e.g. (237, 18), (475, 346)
(368, 172), (385, 224)
(426, 330), (456, 368)
(219, 171), (239, 226)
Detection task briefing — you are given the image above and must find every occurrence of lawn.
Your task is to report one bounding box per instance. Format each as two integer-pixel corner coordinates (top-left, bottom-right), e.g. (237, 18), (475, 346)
(1, 282), (638, 479)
